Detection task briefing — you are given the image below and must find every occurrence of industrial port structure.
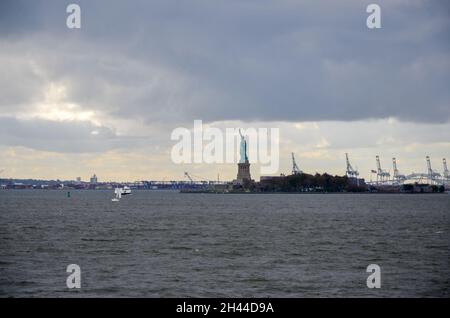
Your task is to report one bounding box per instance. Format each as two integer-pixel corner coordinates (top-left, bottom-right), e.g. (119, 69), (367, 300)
(1, 153), (449, 192)
(363, 155), (450, 186)
(283, 153), (449, 188)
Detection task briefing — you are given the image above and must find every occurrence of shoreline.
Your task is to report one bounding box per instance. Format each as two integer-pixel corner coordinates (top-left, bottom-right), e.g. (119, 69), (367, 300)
(1, 188), (447, 195)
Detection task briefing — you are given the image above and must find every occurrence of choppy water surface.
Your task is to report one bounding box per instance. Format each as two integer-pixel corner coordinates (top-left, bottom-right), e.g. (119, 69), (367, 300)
(0, 190), (449, 297)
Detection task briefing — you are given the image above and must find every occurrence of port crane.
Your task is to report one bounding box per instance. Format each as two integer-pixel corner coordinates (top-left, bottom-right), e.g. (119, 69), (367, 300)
(443, 158), (449, 181)
(426, 156), (441, 183)
(375, 155), (390, 184)
(405, 156), (443, 185)
(345, 153), (359, 186)
(345, 153), (359, 178)
(184, 171), (220, 184)
(392, 157), (406, 183)
(291, 153), (302, 175)
(184, 171), (194, 183)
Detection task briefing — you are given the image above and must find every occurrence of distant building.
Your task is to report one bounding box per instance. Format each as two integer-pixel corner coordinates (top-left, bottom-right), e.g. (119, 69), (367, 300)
(75, 177), (81, 184)
(90, 174), (98, 184)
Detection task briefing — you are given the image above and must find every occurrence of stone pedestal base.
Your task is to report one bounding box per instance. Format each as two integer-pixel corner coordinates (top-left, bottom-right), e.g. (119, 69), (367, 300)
(236, 162), (252, 184)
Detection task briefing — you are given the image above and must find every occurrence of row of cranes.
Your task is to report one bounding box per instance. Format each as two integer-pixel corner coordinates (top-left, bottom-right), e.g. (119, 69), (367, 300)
(291, 153), (449, 186)
(370, 155), (449, 185)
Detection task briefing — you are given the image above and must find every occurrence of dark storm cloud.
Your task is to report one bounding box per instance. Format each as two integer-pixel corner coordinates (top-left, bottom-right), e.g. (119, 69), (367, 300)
(1, 0), (449, 124)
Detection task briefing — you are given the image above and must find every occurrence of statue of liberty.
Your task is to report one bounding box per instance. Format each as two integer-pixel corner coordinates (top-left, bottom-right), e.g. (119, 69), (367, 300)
(236, 129), (252, 185)
(239, 129), (248, 163)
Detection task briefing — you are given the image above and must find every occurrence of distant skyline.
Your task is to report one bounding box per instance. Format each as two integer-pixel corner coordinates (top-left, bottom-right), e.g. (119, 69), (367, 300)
(1, 0), (449, 181)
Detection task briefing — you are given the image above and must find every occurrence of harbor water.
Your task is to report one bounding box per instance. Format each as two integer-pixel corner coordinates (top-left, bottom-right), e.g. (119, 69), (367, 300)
(0, 190), (449, 297)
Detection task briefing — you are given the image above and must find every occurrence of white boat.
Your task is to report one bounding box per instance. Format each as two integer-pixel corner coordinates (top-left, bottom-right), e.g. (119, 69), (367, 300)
(121, 186), (131, 195)
(112, 188), (122, 201)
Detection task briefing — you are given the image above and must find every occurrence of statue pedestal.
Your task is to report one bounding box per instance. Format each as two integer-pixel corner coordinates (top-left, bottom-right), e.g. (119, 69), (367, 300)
(236, 162), (252, 185)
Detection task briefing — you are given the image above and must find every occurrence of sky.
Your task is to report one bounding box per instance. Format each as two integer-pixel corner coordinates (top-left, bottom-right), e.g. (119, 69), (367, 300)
(0, 0), (449, 182)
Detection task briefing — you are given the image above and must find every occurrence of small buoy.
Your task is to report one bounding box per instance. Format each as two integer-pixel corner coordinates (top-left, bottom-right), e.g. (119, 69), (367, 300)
(67, 191), (71, 198)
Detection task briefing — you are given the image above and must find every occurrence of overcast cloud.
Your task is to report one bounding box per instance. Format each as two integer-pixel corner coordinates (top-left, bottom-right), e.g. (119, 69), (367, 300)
(0, 0), (449, 180)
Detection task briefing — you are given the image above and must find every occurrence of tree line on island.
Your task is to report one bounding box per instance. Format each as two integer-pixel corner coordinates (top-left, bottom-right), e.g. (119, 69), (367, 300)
(245, 173), (366, 193)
